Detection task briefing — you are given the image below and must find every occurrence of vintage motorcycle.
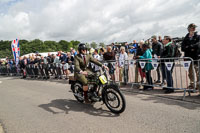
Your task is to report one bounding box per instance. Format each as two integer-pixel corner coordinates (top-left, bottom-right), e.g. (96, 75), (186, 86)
(69, 68), (126, 114)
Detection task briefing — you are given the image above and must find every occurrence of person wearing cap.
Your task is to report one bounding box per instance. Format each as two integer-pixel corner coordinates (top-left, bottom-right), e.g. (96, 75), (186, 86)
(181, 23), (200, 91)
(151, 35), (163, 84)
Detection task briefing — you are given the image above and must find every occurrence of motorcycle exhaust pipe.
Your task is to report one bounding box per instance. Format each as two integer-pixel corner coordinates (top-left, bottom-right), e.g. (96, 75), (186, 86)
(73, 93), (84, 100)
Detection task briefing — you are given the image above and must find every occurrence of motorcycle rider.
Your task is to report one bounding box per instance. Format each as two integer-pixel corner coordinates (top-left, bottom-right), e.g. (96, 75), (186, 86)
(74, 43), (108, 103)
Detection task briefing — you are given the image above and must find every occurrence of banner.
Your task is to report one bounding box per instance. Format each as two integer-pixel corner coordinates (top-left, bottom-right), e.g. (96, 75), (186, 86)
(165, 62), (173, 71)
(151, 61), (159, 70)
(11, 39), (20, 66)
(180, 61), (191, 71)
(119, 60), (125, 67)
(111, 62), (116, 68)
(104, 63), (108, 66)
(129, 60), (135, 66)
(139, 61), (146, 69)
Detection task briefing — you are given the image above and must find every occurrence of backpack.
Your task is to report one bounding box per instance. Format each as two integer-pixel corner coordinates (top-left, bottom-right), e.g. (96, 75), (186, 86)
(173, 43), (182, 57)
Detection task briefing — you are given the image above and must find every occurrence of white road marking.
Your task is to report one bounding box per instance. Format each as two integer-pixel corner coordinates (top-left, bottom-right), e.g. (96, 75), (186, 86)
(0, 81), (2, 84)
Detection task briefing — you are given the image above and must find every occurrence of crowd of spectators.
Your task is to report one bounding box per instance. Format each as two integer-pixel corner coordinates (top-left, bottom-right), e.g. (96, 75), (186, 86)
(0, 23), (200, 94)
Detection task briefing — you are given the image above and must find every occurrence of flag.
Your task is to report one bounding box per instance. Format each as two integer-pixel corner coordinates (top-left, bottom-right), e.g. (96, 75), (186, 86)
(11, 39), (20, 66)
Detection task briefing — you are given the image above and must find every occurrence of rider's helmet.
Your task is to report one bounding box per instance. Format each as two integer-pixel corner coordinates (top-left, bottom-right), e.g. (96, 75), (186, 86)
(78, 43), (87, 53)
(187, 23), (197, 31)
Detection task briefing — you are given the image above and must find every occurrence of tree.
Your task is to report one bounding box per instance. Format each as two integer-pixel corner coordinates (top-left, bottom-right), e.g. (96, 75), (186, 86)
(90, 42), (97, 49)
(0, 39), (81, 58)
(70, 40), (80, 50)
(86, 43), (90, 49)
(99, 42), (105, 48)
(44, 41), (58, 52)
(58, 40), (70, 52)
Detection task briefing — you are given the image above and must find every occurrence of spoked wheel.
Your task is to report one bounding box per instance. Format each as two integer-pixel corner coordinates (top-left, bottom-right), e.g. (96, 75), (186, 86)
(103, 85), (126, 114)
(71, 82), (84, 103)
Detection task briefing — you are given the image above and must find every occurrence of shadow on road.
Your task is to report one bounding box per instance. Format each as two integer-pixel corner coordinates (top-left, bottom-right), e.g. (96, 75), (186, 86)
(122, 88), (200, 110)
(38, 99), (119, 117)
(140, 95), (200, 110)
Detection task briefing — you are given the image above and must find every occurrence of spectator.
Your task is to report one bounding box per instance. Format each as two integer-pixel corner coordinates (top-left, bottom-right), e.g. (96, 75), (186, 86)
(125, 42), (130, 55)
(19, 57), (24, 77)
(135, 40), (146, 83)
(181, 23), (200, 91)
(47, 53), (54, 76)
(65, 52), (74, 79)
(29, 56), (35, 78)
(111, 43), (117, 52)
(70, 47), (73, 55)
(22, 56), (28, 78)
(89, 48), (95, 55)
(99, 48), (105, 61)
(119, 46), (128, 82)
(40, 56), (49, 79)
(103, 46), (115, 80)
(130, 40), (138, 56)
(25, 56), (31, 77)
(60, 52), (67, 76)
(92, 49), (101, 72)
(53, 54), (62, 79)
(57, 51), (62, 57)
(161, 36), (175, 93)
(158, 36), (163, 43)
(136, 44), (153, 90)
(72, 49), (77, 57)
(151, 35), (163, 83)
(34, 56), (40, 78)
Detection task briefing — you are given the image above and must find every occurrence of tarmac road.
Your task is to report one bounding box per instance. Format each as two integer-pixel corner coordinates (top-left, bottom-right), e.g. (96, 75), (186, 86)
(0, 76), (200, 133)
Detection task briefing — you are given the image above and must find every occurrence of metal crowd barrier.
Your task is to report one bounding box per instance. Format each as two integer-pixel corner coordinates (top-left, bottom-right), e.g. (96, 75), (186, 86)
(0, 63), (74, 79)
(102, 57), (198, 99)
(0, 65), (19, 76)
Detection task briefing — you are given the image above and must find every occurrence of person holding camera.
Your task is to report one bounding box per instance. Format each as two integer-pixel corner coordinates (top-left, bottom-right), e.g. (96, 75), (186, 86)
(181, 23), (200, 91)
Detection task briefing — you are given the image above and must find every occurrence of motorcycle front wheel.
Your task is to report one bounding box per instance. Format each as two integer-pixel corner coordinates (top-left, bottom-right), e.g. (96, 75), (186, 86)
(103, 84), (126, 114)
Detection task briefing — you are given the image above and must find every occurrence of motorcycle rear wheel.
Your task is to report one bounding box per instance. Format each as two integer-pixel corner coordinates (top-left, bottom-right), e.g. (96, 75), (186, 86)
(71, 82), (84, 103)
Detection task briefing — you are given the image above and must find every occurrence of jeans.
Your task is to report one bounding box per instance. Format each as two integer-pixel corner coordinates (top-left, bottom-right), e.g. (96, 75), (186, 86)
(145, 70), (153, 85)
(161, 63), (174, 87)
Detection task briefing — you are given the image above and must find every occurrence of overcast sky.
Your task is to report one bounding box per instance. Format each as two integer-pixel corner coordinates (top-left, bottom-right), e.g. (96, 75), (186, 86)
(0, 0), (199, 44)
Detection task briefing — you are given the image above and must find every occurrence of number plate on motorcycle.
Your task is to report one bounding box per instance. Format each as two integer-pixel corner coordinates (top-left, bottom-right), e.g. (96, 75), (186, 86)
(99, 75), (107, 84)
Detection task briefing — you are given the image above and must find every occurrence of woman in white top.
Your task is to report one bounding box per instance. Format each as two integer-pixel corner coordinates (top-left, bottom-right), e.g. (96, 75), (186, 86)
(119, 46), (128, 67)
(119, 46), (128, 81)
